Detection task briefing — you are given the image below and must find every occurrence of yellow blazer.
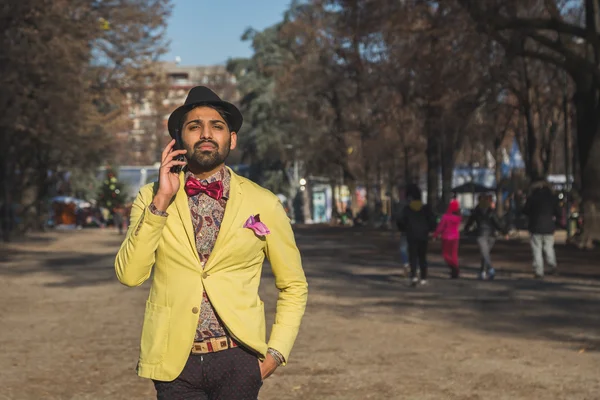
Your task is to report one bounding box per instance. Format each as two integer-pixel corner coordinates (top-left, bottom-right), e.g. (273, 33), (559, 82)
(114, 168), (308, 381)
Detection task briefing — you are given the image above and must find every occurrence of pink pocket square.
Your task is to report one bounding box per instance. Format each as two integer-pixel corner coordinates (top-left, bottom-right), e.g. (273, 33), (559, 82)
(244, 214), (271, 237)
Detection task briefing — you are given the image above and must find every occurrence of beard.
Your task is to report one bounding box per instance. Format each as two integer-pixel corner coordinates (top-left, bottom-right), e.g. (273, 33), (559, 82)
(185, 137), (231, 171)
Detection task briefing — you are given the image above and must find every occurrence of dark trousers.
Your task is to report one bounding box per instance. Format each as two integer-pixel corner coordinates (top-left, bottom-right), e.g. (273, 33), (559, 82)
(153, 347), (262, 400)
(408, 239), (428, 280)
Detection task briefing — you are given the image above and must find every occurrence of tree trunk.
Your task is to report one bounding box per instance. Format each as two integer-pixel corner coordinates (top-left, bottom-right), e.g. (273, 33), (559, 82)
(523, 101), (539, 179)
(404, 146), (412, 185)
(361, 131), (374, 218)
(376, 161), (382, 206)
(425, 106), (440, 210)
(348, 180), (358, 218)
(302, 183), (312, 224)
(388, 159), (396, 208)
(573, 78), (600, 241)
(440, 121), (461, 210)
(440, 143), (454, 211)
(426, 136), (440, 210)
(574, 86), (600, 201)
(36, 172), (48, 231)
(1, 140), (11, 242)
(572, 125), (581, 192)
(541, 123), (558, 177)
(519, 59), (543, 180)
(495, 146), (504, 217)
(330, 177), (340, 226)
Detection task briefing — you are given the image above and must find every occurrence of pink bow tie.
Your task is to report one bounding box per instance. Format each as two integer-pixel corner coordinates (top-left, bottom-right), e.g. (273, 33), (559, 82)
(184, 178), (224, 200)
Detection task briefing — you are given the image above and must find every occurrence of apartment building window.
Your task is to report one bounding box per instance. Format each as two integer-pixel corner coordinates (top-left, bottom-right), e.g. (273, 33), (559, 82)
(169, 73), (189, 86)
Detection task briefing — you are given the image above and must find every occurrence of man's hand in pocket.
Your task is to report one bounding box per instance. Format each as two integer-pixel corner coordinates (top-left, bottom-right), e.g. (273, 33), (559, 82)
(258, 353), (279, 380)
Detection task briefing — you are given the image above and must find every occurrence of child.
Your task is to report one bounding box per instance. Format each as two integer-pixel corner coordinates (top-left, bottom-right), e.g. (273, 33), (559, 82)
(398, 184), (436, 286)
(433, 200), (462, 278)
(464, 194), (506, 280)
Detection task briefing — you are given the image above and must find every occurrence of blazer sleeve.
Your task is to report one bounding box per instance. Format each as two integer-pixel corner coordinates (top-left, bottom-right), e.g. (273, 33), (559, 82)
(262, 197), (308, 364)
(114, 183), (168, 287)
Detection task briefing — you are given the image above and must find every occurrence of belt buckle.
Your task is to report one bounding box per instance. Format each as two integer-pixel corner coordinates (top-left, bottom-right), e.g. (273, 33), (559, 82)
(212, 337), (230, 352)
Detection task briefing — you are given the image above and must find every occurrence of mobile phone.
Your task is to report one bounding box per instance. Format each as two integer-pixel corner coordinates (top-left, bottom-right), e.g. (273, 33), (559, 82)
(170, 132), (186, 174)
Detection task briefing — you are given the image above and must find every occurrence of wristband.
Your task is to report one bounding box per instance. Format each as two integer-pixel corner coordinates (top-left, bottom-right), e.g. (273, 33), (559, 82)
(267, 348), (285, 366)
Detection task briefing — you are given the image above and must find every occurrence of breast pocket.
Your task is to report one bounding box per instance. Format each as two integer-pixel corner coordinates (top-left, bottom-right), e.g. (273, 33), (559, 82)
(139, 301), (171, 365)
(231, 227), (267, 260)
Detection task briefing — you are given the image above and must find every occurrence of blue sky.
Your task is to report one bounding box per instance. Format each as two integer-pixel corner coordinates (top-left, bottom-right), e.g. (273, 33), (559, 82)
(161, 0), (292, 66)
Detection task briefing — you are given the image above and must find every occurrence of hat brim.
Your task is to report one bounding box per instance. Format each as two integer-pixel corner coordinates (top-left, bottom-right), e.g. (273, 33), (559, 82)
(168, 100), (243, 138)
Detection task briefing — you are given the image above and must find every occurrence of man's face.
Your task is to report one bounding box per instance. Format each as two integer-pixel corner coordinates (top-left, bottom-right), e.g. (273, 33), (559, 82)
(180, 106), (237, 171)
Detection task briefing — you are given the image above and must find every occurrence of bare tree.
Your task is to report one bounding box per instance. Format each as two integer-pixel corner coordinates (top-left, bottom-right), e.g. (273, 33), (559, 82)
(457, 0), (600, 239)
(0, 0), (170, 239)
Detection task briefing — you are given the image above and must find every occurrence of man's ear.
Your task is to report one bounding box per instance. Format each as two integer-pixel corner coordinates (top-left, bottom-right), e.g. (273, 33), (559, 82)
(230, 132), (238, 150)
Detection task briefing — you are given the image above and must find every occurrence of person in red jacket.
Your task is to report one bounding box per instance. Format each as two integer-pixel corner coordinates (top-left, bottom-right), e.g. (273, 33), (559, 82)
(433, 200), (462, 278)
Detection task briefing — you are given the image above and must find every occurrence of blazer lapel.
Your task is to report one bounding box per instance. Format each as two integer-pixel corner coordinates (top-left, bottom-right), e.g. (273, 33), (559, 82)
(173, 172), (200, 264)
(204, 167), (244, 271)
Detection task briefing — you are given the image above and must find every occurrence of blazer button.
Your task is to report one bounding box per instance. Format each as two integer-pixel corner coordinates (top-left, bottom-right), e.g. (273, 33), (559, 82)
(192, 307), (199, 314)
(202, 272), (208, 279)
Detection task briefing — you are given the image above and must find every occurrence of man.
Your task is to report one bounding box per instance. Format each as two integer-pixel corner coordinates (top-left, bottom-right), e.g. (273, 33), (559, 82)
(523, 178), (561, 278)
(115, 86), (308, 399)
(397, 184), (436, 286)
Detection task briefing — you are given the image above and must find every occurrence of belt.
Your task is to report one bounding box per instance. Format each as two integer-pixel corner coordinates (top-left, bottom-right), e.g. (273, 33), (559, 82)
(191, 336), (238, 354)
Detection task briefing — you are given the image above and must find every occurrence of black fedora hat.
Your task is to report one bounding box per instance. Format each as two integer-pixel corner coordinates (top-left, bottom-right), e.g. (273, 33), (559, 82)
(167, 86), (243, 138)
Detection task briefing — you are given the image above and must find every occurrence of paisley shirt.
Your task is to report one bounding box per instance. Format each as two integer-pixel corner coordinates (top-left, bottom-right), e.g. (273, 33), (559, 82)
(185, 168), (231, 341)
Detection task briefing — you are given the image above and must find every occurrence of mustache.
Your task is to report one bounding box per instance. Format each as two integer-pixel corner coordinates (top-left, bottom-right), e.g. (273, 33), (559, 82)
(193, 140), (219, 150)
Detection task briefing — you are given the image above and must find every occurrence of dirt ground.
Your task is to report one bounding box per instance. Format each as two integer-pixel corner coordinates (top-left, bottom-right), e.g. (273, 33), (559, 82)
(1, 226), (599, 400)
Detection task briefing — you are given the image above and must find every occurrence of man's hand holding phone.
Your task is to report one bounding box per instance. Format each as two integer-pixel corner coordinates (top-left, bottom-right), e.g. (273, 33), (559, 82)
(152, 139), (187, 212)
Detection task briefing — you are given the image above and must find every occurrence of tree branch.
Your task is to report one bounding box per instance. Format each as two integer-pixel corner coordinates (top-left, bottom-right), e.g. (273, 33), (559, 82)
(495, 17), (592, 42)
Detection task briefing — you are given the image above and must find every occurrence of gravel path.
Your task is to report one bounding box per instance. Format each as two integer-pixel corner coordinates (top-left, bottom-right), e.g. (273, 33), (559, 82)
(1, 227), (598, 399)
